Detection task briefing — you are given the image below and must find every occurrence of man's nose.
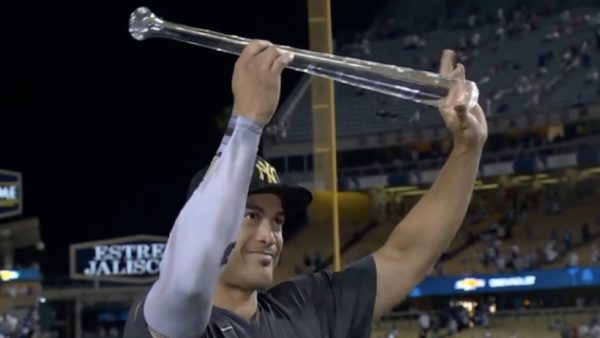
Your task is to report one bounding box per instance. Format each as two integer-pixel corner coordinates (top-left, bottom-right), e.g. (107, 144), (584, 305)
(256, 219), (276, 244)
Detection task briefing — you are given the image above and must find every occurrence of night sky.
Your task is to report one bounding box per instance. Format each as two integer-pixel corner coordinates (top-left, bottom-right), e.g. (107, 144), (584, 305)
(2, 0), (387, 279)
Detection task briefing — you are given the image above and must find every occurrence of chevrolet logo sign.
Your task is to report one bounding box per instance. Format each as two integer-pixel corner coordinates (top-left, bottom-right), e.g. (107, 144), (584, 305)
(0, 169), (22, 220)
(455, 277), (486, 291)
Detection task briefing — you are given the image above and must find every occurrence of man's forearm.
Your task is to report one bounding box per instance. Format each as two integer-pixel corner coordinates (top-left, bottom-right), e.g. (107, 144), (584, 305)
(385, 146), (481, 268)
(144, 116), (262, 338)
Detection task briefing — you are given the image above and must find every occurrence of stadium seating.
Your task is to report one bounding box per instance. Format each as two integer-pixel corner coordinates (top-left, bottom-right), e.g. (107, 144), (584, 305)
(372, 307), (599, 338)
(279, 5), (600, 145)
(441, 192), (599, 276)
(274, 218), (364, 283)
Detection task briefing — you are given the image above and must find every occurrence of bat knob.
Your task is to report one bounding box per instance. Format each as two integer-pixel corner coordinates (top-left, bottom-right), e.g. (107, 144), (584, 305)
(129, 7), (163, 41)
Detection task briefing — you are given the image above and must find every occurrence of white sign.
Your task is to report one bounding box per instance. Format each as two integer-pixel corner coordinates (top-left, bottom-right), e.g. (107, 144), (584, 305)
(489, 276), (536, 288)
(419, 170), (440, 184)
(482, 162), (514, 177)
(83, 243), (165, 277)
(0, 186), (17, 200)
(70, 235), (167, 284)
(357, 175), (388, 189)
(546, 153), (577, 169)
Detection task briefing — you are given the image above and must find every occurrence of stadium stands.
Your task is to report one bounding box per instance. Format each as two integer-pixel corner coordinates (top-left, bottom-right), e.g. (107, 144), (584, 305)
(441, 191), (600, 276)
(372, 307), (600, 338)
(272, 3), (600, 148)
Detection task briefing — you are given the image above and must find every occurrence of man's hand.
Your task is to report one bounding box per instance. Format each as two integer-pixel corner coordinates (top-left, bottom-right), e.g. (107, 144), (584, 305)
(439, 49), (488, 153)
(371, 49), (487, 320)
(232, 40), (294, 126)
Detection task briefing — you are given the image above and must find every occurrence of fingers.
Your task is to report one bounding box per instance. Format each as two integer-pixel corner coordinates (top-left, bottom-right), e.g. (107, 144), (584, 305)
(240, 40), (272, 59)
(256, 45), (281, 71)
(439, 49), (465, 113)
(448, 63), (466, 81)
(439, 49), (456, 76)
(238, 40), (291, 74)
(455, 104), (468, 130)
(441, 64), (466, 107)
(235, 40), (272, 71)
(271, 52), (294, 74)
(437, 48), (489, 138)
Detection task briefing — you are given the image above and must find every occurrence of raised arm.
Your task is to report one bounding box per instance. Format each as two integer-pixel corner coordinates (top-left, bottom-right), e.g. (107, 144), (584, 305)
(138, 40), (293, 338)
(371, 50), (488, 319)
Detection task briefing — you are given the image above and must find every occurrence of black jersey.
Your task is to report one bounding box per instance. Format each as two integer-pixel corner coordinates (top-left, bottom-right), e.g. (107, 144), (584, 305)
(124, 255), (377, 338)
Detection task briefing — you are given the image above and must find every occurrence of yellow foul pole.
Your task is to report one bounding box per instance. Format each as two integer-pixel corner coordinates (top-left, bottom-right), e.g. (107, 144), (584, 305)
(306, 0), (341, 271)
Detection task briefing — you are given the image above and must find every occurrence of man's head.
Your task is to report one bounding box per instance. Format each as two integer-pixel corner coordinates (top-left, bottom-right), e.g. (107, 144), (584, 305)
(187, 156), (312, 290)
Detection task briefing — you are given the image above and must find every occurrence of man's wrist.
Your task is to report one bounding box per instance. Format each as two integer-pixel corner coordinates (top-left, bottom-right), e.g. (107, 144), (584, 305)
(216, 115), (263, 156)
(234, 115), (265, 135)
(450, 143), (483, 159)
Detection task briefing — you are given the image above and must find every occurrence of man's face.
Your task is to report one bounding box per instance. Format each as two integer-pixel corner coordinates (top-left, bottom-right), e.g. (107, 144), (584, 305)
(220, 193), (285, 290)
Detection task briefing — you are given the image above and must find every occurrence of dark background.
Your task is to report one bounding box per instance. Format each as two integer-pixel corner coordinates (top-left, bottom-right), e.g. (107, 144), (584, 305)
(1, 0), (386, 279)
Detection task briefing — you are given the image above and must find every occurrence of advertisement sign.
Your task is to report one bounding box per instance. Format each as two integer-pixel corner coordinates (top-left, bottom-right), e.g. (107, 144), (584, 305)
(70, 235), (167, 284)
(546, 153), (577, 169)
(0, 268), (40, 282)
(0, 169), (22, 220)
(409, 267), (600, 298)
(482, 162), (514, 177)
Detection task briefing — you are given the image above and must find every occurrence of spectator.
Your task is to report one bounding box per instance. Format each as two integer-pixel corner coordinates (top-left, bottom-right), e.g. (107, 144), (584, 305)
(108, 327), (120, 338)
(582, 223), (591, 243)
(567, 252), (579, 267)
(418, 312), (431, 338)
(313, 252), (322, 271)
(545, 241), (559, 263)
(514, 255), (527, 271)
(591, 244), (599, 264)
(590, 321), (600, 337)
(447, 317), (458, 335)
(552, 201), (562, 215)
(0, 314), (18, 337)
(496, 255), (507, 272)
(560, 323), (571, 338)
(303, 253), (312, 268)
(551, 229), (559, 242)
(527, 250), (539, 269)
(563, 231), (573, 251)
(526, 223), (535, 241)
(586, 69), (599, 83)
(386, 328), (398, 338)
(497, 8), (505, 25)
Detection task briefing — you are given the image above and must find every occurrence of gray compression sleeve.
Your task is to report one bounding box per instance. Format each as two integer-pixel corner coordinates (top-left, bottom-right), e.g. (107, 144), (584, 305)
(143, 116), (262, 338)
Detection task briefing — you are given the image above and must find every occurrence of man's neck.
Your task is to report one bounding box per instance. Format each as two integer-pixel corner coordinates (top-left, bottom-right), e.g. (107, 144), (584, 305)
(213, 282), (258, 321)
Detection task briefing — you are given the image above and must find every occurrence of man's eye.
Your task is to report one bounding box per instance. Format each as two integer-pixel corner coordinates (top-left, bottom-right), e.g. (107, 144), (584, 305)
(245, 212), (259, 221)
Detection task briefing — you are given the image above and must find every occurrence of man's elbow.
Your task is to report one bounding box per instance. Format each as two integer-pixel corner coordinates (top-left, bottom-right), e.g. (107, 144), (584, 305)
(378, 243), (439, 280)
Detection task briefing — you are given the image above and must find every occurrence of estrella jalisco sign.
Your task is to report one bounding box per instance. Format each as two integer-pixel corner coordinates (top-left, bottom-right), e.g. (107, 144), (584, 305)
(70, 235), (167, 284)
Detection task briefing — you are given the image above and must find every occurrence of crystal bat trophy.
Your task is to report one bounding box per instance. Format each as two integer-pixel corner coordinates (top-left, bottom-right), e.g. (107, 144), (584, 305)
(129, 7), (479, 109)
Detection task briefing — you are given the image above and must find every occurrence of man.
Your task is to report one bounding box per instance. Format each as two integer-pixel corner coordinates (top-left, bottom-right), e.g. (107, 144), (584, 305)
(124, 39), (488, 338)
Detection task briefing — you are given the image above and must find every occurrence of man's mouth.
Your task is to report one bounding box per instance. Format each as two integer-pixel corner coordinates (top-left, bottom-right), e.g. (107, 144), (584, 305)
(248, 251), (275, 258)
(248, 251), (276, 265)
